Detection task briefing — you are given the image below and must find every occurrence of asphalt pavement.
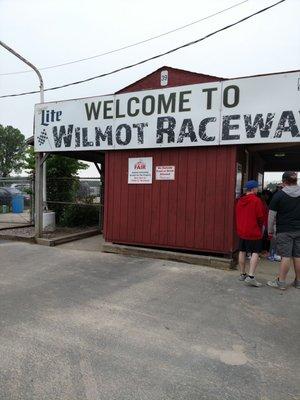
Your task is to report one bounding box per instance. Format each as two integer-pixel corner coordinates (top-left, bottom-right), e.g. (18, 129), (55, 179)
(0, 240), (299, 400)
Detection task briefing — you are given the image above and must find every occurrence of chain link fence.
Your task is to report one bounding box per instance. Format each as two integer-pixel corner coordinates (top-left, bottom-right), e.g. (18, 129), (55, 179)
(45, 177), (103, 231)
(0, 176), (103, 232)
(0, 177), (34, 228)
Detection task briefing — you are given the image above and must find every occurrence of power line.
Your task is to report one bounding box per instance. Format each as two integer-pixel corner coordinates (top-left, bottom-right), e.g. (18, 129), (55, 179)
(0, 0), (249, 76)
(0, 0), (287, 99)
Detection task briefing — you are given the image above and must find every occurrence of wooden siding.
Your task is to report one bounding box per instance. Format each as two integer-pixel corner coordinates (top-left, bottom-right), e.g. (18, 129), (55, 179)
(104, 146), (237, 255)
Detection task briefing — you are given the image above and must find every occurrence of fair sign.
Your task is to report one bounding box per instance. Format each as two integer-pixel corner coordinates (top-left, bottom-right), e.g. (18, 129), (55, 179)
(128, 157), (152, 184)
(34, 71), (300, 152)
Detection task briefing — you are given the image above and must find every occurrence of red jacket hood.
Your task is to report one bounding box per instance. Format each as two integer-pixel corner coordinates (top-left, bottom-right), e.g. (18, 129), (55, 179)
(238, 193), (258, 206)
(236, 193), (265, 240)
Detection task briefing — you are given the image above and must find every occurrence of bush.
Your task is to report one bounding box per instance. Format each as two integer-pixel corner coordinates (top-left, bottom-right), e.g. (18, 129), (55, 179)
(59, 204), (100, 227)
(47, 178), (78, 223)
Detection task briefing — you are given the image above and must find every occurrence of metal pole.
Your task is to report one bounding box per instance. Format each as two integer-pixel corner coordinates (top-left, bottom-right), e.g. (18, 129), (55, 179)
(0, 40), (46, 236)
(94, 163), (102, 231)
(0, 41), (44, 100)
(35, 153), (43, 237)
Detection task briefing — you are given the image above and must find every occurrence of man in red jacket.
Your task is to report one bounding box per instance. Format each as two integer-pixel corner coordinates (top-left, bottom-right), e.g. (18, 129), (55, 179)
(236, 180), (265, 287)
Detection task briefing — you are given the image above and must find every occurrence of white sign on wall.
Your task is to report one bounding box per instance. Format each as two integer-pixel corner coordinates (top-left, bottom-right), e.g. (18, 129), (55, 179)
(156, 166), (175, 180)
(34, 71), (300, 152)
(128, 157), (153, 184)
(160, 70), (168, 86)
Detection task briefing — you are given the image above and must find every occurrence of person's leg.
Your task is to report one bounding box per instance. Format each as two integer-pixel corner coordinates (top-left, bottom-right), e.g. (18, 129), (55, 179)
(268, 232), (291, 290)
(292, 232), (300, 287)
(244, 240), (262, 287)
(238, 239), (247, 281)
(239, 251), (246, 274)
(278, 257), (291, 281)
(268, 237), (275, 261)
(273, 236), (281, 261)
(293, 257), (300, 277)
(248, 253), (259, 276)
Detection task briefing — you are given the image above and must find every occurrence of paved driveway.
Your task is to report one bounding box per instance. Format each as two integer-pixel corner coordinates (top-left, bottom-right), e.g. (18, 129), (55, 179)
(0, 241), (299, 400)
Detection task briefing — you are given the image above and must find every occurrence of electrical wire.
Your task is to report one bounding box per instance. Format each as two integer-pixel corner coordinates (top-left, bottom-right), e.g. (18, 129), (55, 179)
(0, 0), (287, 99)
(0, 0), (249, 76)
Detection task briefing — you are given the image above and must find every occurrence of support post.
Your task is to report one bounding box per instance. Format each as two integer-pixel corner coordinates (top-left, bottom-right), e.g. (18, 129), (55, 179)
(35, 153), (44, 237)
(94, 162), (104, 231)
(94, 162), (101, 175)
(30, 174), (35, 224)
(100, 163), (105, 232)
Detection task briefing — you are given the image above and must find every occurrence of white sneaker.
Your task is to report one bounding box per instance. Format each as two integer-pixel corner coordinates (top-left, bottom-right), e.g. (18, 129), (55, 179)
(245, 276), (262, 287)
(267, 278), (286, 290)
(238, 273), (247, 281)
(293, 279), (300, 289)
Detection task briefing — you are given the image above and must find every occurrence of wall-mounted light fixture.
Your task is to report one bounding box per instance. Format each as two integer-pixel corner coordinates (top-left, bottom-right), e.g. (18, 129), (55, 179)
(274, 153), (286, 158)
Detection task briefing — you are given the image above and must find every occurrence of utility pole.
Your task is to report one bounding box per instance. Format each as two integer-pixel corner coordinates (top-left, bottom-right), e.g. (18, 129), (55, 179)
(0, 40), (45, 236)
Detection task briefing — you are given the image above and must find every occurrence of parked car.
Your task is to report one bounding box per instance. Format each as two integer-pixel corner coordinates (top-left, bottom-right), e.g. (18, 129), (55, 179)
(10, 183), (31, 192)
(0, 187), (30, 207)
(76, 181), (92, 200)
(0, 188), (11, 206)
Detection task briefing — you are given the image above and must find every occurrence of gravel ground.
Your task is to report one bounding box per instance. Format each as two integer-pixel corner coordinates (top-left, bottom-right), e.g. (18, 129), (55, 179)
(0, 226), (35, 238)
(0, 226), (98, 239)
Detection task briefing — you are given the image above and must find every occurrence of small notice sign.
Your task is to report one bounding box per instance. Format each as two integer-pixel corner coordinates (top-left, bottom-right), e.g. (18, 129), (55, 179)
(128, 157), (153, 184)
(156, 166), (175, 180)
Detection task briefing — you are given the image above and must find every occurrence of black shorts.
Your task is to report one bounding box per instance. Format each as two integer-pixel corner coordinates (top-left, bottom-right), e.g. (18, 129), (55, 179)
(239, 238), (262, 254)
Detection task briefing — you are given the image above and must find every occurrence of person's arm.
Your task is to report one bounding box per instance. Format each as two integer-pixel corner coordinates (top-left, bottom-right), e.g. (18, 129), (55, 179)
(268, 210), (277, 235)
(268, 193), (280, 235)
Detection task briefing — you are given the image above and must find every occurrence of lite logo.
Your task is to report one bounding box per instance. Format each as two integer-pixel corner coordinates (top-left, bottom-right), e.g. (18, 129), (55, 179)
(41, 109), (62, 126)
(134, 161), (146, 170)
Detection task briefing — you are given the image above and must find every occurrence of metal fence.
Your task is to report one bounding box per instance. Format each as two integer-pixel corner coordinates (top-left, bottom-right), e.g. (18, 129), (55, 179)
(0, 177), (34, 227)
(45, 177), (104, 230)
(0, 176), (103, 231)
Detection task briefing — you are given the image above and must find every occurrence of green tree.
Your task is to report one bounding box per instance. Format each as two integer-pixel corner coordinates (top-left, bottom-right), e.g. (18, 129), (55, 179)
(0, 125), (25, 177)
(23, 147), (88, 183)
(23, 146), (35, 174)
(23, 148), (91, 225)
(46, 155), (88, 222)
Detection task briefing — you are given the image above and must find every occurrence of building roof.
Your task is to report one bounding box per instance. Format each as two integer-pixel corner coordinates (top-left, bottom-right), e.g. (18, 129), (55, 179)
(116, 65), (225, 94)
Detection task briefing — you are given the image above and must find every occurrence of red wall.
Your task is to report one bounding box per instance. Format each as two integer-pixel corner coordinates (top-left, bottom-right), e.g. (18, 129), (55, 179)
(104, 67), (236, 255)
(104, 146), (237, 255)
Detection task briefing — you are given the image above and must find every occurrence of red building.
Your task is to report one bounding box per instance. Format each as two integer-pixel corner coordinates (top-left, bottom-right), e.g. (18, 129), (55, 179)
(33, 66), (300, 257)
(103, 66), (300, 257)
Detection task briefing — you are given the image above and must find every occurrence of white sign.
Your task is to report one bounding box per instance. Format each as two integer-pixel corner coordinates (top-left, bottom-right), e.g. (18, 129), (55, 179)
(128, 157), (153, 184)
(220, 73), (300, 145)
(34, 71), (300, 152)
(160, 70), (168, 86)
(156, 166), (175, 180)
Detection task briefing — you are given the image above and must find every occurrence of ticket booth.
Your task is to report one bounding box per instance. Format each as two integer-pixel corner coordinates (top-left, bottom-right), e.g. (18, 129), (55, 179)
(33, 66), (300, 257)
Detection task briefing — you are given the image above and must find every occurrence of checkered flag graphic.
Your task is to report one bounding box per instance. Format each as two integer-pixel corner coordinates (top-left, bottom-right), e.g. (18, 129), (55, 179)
(37, 129), (48, 146)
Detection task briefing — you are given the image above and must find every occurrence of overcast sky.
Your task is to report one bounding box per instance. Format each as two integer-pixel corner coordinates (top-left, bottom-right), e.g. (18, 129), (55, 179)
(0, 0), (299, 179)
